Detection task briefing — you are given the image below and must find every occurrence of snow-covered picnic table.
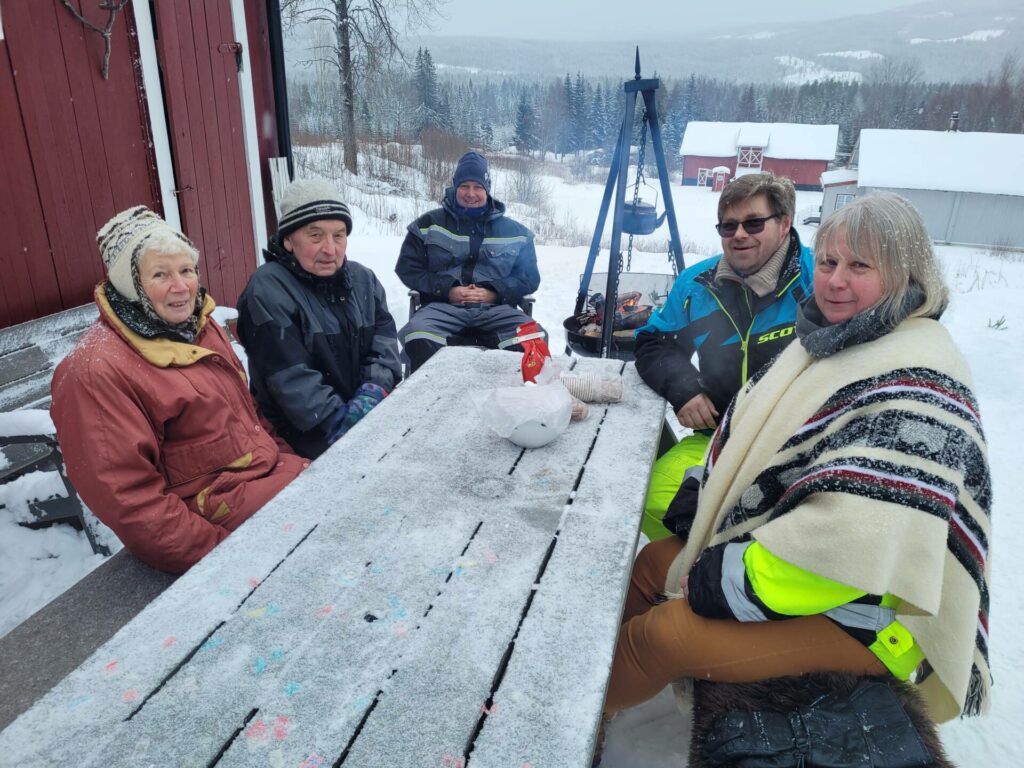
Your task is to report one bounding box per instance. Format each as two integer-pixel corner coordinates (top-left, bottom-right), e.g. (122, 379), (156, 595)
(0, 346), (664, 767)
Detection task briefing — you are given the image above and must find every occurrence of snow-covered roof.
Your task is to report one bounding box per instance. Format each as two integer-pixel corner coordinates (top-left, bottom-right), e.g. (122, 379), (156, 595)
(857, 129), (1024, 197)
(680, 122), (839, 161)
(737, 124), (771, 148)
(821, 168), (859, 186)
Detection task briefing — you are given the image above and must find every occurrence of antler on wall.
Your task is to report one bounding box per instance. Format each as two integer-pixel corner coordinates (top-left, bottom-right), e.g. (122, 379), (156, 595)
(60, 0), (131, 80)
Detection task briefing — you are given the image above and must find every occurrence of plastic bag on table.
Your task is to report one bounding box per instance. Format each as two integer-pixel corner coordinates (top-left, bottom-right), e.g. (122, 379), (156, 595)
(472, 381), (573, 448)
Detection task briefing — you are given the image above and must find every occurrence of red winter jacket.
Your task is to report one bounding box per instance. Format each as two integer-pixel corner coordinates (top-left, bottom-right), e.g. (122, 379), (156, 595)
(51, 286), (307, 573)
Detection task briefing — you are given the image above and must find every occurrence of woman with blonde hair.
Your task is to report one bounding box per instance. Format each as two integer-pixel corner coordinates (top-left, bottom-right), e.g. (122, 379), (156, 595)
(606, 192), (991, 726)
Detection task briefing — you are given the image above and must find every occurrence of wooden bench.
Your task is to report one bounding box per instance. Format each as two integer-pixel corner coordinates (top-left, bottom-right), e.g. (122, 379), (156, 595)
(0, 304), (97, 412)
(0, 347), (665, 766)
(0, 305), (110, 553)
(0, 306), (190, 731)
(0, 549), (177, 730)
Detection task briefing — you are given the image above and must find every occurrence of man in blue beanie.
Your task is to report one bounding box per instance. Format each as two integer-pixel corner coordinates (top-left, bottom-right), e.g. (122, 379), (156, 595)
(396, 151), (544, 373)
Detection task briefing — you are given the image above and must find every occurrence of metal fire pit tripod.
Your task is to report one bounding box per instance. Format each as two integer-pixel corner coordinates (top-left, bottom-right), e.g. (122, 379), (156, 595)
(573, 49), (685, 358)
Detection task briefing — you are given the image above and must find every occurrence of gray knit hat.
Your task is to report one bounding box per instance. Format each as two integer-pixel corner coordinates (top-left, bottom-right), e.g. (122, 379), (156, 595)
(97, 206), (198, 302)
(277, 177), (353, 238)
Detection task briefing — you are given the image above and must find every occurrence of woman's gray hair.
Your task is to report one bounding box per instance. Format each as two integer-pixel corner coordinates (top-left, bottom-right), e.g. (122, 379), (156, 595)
(138, 229), (200, 265)
(814, 192), (948, 323)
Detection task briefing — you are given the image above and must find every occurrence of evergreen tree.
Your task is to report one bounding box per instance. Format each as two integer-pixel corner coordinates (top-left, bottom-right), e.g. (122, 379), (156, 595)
(513, 91), (538, 155)
(737, 84), (757, 121)
(588, 84), (607, 150)
(661, 80), (686, 160)
(538, 80), (568, 156)
(558, 74), (574, 155)
(605, 83), (623, 147)
(571, 72), (588, 154)
(413, 47), (441, 135)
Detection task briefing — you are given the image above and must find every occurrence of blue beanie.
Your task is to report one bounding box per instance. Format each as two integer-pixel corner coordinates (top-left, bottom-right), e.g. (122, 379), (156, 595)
(453, 151), (491, 194)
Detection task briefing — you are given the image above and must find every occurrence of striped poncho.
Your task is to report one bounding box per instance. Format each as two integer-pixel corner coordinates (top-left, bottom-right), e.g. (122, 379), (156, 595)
(665, 317), (992, 722)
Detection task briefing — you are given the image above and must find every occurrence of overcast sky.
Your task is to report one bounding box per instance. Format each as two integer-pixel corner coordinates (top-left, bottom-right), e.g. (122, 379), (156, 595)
(419, 0), (931, 41)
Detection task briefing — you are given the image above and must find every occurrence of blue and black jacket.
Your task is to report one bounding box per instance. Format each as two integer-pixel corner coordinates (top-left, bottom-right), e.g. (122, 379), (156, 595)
(634, 231), (814, 414)
(396, 188), (540, 308)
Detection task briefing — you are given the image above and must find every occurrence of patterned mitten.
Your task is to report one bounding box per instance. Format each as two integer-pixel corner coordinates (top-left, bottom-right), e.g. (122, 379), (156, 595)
(326, 383), (389, 444)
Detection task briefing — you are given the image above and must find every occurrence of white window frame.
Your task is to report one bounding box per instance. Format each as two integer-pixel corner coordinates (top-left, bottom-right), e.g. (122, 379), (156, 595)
(737, 147), (763, 168)
(835, 193), (855, 210)
(697, 167), (711, 186)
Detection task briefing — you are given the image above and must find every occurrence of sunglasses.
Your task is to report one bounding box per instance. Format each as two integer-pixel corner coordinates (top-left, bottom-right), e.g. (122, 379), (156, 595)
(716, 213), (782, 237)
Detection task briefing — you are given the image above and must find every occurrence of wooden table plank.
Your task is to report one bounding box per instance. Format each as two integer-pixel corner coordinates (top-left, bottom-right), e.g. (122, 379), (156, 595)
(341, 370), (613, 766)
(0, 348), (664, 767)
(470, 362), (665, 767)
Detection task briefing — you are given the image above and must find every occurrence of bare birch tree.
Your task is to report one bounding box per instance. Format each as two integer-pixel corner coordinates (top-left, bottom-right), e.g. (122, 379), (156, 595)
(283, 0), (444, 174)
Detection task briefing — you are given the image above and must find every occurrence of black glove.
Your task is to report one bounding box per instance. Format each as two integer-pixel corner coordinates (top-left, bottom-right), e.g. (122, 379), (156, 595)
(662, 470), (701, 538)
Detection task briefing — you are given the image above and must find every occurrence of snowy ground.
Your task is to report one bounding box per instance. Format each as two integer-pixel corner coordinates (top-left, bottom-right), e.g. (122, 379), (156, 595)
(1, 167), (1021, 764)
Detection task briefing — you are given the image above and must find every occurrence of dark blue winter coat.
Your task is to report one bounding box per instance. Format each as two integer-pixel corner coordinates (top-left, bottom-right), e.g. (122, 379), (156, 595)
(396, 188), (540, 308)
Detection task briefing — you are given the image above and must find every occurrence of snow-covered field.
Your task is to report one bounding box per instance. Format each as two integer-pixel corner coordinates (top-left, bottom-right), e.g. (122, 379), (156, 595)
(1, 165), (1021, 764)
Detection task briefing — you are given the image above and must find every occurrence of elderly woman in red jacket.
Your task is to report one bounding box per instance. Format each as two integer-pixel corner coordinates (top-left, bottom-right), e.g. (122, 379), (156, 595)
(51, 206), (307, 574)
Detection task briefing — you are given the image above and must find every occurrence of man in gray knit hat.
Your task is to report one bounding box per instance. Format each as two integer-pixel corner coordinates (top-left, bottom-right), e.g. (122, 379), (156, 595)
(236, 177), (402, 459)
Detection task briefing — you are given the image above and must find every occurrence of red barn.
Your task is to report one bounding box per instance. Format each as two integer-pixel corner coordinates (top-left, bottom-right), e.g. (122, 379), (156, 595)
(680, 122), (838, 191)
(0, 0), (291, 328)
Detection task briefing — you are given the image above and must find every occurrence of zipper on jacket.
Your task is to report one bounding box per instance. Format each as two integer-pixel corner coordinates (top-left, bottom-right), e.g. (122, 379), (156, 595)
(462, 221), (484, 285)
(706, 287), (753, 386)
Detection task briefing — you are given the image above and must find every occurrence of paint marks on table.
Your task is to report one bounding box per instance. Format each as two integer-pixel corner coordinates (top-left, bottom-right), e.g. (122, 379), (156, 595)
(199, 636), (224, 652)
(244, 714), (291, 742)
(254, 648), (286, 675)
(247, 602), (281, 619)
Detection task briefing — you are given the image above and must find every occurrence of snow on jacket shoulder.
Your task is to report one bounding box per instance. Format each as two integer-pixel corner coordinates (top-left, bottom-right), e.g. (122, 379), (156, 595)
(50, 286), (306, 574)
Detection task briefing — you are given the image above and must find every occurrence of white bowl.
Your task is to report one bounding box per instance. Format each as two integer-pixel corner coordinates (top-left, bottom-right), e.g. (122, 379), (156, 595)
(508, 419), (561, 449)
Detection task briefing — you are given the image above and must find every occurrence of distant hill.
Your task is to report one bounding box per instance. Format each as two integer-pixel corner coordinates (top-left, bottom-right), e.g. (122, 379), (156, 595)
(406, 0), (1021, 83)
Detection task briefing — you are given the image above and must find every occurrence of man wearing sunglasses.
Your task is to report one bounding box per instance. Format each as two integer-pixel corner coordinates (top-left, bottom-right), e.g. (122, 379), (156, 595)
(634, 172), (815, 541)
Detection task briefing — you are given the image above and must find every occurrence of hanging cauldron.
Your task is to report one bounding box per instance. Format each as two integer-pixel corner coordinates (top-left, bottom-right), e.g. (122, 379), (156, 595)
(622, 201), (667, 236)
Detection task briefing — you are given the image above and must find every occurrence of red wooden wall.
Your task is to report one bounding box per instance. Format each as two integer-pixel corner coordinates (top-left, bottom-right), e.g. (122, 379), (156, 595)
(0, 0), (159, 327)
(682, 155), (828, 190)
(153, 0), (257, 309)
(1, 0), (281, 328)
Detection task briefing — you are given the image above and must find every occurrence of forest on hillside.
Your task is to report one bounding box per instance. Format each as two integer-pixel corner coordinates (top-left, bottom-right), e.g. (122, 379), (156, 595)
(288, 47), (1024, 165)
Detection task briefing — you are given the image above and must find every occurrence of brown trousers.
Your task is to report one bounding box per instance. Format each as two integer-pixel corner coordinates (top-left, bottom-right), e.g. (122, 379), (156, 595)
(605, 536), (885, 713)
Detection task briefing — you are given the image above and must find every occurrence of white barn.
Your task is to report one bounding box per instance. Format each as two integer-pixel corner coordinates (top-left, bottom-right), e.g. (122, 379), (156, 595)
(825, 129), (1024, 249)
